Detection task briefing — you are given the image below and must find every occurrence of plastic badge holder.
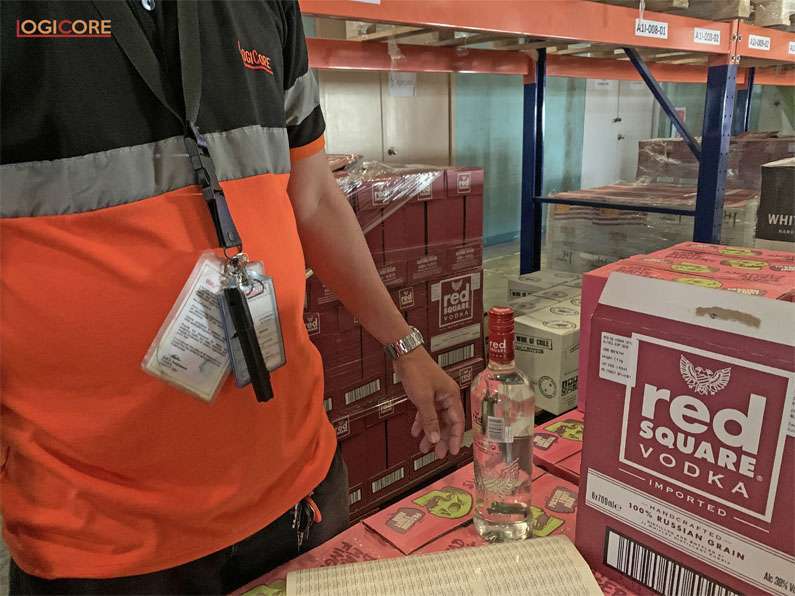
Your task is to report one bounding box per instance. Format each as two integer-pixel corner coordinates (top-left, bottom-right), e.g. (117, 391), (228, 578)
(141, 251), (230, 402)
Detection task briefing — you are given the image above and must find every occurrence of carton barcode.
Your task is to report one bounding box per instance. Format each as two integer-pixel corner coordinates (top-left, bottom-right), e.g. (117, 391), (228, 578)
(371, 467), (405, 494)
(606, 530), (740, 596)
(438, 344), (475, 368)
(349, 487), (362, 506)
(323, 398), (332, 412)
(413, 451), (437, 471)
(345, 379), (381, 405)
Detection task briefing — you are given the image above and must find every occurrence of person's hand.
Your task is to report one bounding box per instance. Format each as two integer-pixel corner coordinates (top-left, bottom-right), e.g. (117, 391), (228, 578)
(393, 347), (466, 459)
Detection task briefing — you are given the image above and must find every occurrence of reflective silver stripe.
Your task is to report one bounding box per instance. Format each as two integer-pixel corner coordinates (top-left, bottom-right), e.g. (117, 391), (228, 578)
(284, 70), (320, 127)
(0, 125), (290, 218)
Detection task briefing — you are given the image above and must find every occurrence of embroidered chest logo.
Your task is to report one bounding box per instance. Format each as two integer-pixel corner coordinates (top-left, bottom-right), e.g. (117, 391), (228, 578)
(237, 40), (273, 74)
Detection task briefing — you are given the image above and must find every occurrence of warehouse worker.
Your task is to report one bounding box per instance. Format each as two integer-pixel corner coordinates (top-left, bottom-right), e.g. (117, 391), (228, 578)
(0, 1), (464, 593)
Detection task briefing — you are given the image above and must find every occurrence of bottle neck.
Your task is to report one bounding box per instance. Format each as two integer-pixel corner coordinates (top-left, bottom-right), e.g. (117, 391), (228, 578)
(487, 358), (516, 372)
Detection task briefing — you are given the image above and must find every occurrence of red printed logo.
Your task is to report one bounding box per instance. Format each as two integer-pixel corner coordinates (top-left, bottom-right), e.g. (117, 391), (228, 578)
(456, 172), (472, 194)
(438, 274), (474, 328)
(303, 312), (320, 335)
(237, 40), (273, 74)
(620, 335), (792, 521)
(398, 288), (415, 309)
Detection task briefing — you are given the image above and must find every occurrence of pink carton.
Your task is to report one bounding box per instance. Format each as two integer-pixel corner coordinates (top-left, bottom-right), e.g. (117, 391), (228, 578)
(558, 451), (583, 485)
(669, 241), (795, 265)
(533, 409), (584, 474)
(363, 463), (475, 554)
(233, 523), (402, 595)
(632, 253), (795, 283)
(415, 470), (578, 555)
(576, 273), (795, 596)
(577, 258), (793, 412)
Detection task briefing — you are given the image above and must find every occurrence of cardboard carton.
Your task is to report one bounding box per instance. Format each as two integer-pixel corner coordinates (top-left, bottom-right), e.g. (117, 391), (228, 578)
(577, 255), (794, 412)
(515, 298), (581, 415)
(335, 415), (386, 514)
(428, 270), (484, 344)
(445, 167), (484, 197)
(558, 451), (583, 485)
(576, 273), (794, 595)
(363, 464), (476, 554)
(507, 270), (579, 300)
(533, 409), (585, 475)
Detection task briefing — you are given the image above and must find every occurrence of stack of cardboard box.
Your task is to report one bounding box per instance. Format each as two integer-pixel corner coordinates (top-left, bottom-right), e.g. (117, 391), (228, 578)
(305, 164), (486, 517)
(506, 270), (583, 415)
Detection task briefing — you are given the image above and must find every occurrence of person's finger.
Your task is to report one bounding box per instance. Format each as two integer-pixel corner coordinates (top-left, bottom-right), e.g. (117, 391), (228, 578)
(440, 395), (466, 455)
(410, 412), (423, 438)
(415, 393), (441, 445)
(440, 408), (463, 456)
(419, 434), (432, 454)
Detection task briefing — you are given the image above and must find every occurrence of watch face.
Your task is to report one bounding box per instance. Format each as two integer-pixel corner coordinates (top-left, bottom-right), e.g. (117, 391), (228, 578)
(539, 376), (557, 398)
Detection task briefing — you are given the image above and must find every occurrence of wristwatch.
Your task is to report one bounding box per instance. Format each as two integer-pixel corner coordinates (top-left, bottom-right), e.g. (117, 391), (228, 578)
(384, 326), (425, 360)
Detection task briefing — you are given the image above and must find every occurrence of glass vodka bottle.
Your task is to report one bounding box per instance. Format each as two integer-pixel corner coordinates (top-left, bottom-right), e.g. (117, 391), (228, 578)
(470, 306), (535, 541)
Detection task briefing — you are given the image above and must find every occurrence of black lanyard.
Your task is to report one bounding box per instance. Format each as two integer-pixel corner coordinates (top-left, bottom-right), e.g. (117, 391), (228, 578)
(92, 0), (242, 252)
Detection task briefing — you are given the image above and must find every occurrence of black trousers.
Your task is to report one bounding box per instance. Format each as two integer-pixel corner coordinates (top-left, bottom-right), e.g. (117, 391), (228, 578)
(10, 447), (349, 595)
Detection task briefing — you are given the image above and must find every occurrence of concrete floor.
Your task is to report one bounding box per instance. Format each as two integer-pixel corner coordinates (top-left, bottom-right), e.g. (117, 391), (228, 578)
(0, 241), (526, 593)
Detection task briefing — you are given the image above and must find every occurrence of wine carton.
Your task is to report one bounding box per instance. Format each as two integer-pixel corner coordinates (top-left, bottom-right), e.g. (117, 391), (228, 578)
(507, 270), (580, 300)
(576, 273), (795, 596)
(515, 298), (582, 415)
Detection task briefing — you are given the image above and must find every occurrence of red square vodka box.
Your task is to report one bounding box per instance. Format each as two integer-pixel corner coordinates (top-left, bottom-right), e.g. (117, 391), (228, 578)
(576, 273), (795, 596)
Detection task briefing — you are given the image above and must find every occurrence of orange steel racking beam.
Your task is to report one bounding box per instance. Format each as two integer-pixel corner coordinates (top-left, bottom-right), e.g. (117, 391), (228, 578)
(306, 39), (795, 86)
(300, 0), (733, 55)
(736, 22), (795, 64)
(305, 38), (530, 75)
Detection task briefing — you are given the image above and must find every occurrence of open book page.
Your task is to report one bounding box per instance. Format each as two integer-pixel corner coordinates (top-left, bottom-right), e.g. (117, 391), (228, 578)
(286, 535), (602, 596)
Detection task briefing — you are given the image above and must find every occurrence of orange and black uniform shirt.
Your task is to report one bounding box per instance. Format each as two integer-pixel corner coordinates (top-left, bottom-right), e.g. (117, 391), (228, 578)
(1, 0), (335, 579)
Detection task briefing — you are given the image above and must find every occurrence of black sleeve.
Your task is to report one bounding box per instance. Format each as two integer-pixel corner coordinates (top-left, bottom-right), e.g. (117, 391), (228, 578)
(281, 1), (325, 151)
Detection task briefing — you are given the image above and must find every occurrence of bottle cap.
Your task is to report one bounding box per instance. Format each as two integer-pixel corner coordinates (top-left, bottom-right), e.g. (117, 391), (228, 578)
(488, 306), (514, 364)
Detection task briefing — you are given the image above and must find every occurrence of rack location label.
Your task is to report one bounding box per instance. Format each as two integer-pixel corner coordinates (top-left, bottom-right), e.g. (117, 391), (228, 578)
(693, 27), (720, 45)
(634, 18), (668, 40)
(748, 34), (771, 51)
(789, 41), (795, 55)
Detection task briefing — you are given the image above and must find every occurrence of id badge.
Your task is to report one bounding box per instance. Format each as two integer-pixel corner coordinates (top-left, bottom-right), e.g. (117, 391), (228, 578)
(141, 252), (230, 402)
(218, 263), (286, 388)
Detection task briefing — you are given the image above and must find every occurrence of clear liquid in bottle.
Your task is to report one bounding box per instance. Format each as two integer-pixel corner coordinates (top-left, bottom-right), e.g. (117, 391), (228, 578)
(470, 306), (535, 542)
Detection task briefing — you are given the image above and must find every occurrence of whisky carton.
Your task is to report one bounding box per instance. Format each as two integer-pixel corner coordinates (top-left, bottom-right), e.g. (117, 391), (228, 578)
(507, 270), (579, 300)
(515, 298), (581, 415)
(576, 273), (795, 596)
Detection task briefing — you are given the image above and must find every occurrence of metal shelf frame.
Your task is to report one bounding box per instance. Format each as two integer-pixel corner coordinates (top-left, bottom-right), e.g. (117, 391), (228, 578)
(300, 0), (795, 273)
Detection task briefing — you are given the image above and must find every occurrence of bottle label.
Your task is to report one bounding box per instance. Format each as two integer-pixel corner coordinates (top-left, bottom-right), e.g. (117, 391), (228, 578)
(488, 333), (514, 364)
(486, 416), (513, 443)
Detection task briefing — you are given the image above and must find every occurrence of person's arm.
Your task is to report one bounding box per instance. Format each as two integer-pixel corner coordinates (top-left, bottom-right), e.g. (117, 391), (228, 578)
(288, 152), (465, 458)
